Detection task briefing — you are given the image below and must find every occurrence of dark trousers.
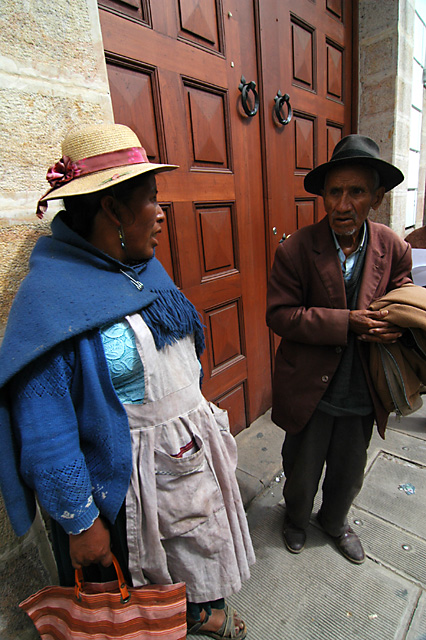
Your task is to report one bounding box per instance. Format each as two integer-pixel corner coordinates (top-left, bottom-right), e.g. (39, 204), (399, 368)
(282, 409), (374, 536)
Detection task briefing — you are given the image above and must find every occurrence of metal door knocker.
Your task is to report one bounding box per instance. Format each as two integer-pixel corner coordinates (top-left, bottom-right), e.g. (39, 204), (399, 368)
(238, 76), (259, 117)
(274, 90), (292, 126)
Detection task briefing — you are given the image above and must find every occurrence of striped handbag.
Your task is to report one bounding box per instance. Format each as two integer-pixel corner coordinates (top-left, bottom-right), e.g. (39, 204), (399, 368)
(19, 554), (186, 640)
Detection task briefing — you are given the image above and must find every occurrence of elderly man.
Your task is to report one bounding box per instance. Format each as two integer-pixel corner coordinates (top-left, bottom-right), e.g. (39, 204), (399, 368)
(266, 135), (411, 563)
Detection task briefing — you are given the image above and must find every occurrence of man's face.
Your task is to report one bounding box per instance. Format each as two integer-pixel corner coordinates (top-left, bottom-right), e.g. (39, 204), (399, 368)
(322, 164), (385, 239)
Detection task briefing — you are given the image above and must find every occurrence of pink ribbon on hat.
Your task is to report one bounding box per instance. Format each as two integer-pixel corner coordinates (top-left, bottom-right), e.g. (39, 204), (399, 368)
(36, 146), (150, 218)
(46, 156), (81, 188)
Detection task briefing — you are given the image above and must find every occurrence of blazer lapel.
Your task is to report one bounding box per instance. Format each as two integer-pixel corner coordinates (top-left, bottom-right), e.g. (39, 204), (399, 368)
(357, 220), (386, 309)
(313, 217), (347, 308)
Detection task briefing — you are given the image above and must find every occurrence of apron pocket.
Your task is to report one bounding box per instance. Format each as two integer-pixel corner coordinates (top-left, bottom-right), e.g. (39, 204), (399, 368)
(154, 433), (224, 539)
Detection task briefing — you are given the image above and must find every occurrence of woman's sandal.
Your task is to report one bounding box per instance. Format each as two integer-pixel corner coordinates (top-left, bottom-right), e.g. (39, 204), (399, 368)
(187, 602), (247, 639)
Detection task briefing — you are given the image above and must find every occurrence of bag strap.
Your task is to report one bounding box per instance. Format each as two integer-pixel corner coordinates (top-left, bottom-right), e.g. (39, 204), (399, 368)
(74, 553), (130, 603)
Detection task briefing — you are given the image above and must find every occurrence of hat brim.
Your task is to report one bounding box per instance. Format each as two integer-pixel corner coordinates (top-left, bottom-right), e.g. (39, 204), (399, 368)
(304, 157), (404, 195)
(41, 162), (178, 202)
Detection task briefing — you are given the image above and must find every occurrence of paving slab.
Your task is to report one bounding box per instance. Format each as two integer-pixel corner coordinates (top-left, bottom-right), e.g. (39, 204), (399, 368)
(349, 506), (426, 588)
(368, 426), (426, 467)
(235, 410), (284, 507)
(387, 403), (426, 439)
(226, 500), (419, 640)
(356, 451), (426, 539)
(406, 590), (426, 640)
(229, 408), (426, 640)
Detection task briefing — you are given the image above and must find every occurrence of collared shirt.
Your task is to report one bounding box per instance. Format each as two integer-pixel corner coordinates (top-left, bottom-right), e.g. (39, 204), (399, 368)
(332, 222), (368, 282)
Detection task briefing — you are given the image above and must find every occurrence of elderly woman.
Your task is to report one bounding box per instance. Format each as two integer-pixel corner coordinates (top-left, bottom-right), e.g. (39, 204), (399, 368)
(0, 124), (254, 639)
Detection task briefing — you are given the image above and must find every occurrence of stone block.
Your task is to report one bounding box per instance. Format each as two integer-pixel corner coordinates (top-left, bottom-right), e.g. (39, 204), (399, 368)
(236, 410), (283, 495)
(358, 117), (399, 172)
(360, 36), (397, 79)
(358, 0), (399, 42)
(397, 77), (414, 116)
(0, 0), (107, 87)
(0, 0), (113, 226)
(369, 199), (391, 227)
(0, 496), (17, 552)
(398, 34), (414, 79)
(0, 547), (51, 640)
(389, 191), (409, 234)
(360, 76), (396, 117)
(394, 110), (411, 141)
(0, 225), (49, 332)
(396, 0), (416, 38)
(0, 87), (112, 204)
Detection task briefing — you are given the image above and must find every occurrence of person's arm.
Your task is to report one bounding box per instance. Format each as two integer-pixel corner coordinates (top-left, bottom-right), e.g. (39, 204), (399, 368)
(350, 236), (412, 344)
(10, 342), (112, 568)
(266, 241), (349, 345)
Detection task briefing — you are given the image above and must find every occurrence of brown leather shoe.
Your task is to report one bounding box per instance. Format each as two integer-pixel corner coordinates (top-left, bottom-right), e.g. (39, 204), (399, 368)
(332, 527), (365, 564)
(283, 520), (306, 554)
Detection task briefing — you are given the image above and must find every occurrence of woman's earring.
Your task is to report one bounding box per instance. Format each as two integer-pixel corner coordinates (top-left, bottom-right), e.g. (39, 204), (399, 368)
(118, 227), (126, 250)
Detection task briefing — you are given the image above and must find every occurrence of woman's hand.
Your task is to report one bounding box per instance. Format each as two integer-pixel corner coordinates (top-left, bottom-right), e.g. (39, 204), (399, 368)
(69, 517), (113, 570)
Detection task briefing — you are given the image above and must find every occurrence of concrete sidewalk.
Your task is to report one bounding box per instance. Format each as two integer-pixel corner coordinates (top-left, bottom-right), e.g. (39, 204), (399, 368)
(210, 406), (426, 639)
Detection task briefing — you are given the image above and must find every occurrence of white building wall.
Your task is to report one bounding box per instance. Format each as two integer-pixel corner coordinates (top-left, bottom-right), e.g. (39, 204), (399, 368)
(405, 0), (426, 230)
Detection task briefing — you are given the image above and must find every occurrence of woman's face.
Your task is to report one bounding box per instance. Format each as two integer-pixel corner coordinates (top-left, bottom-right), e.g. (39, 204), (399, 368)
(119, 174), (165, 263)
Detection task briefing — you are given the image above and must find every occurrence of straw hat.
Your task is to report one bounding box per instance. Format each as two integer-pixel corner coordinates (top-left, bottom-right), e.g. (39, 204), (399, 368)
(37, 123), (178, 217)
(304, 134), (404, 196)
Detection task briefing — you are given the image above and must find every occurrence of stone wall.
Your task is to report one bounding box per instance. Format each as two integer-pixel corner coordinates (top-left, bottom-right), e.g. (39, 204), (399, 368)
(0, 1), (113, 637)
(0, 0), (113, 339)
(358, 0), (426, 237)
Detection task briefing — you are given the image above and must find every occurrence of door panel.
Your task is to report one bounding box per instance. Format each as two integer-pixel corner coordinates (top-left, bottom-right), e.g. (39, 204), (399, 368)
(185, 84), (229, 168)
(106, 63), (162, 161)
(99, 0), (270, 434)
(259, 0), (353, 258)
(179, 0), (222, 50)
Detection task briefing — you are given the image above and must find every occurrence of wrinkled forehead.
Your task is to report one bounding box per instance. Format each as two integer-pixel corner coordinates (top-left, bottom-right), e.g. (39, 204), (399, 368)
(323, 162), (379, 190)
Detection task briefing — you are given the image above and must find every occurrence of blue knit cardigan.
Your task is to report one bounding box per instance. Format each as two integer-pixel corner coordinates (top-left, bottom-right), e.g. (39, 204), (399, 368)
(0, 213), (204, 537)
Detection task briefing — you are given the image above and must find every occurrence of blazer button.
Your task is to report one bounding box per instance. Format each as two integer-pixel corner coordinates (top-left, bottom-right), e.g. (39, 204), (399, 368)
(335, 346), (342, 354)
(322, 375), (329, 383)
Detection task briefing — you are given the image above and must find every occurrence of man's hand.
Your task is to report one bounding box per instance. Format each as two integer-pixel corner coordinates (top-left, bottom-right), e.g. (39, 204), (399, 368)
(69, 516), (113, 570)
(349, 309), (403, 344)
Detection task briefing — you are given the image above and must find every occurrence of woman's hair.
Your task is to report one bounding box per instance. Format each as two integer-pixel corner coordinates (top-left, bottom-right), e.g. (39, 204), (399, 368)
(62, 172), (153, 238)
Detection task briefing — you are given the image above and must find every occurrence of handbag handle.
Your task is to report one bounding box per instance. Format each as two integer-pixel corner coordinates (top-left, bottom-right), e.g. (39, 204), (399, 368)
(74, 553), (130, 603)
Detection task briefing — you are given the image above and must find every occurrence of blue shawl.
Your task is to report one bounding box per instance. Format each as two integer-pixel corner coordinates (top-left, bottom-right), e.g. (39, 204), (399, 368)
(0, 213), (204, 387)
(0, 212), (204, 535)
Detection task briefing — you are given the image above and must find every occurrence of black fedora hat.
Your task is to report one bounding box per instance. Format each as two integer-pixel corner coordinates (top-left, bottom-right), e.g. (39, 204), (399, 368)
(304, 134), (404, 195)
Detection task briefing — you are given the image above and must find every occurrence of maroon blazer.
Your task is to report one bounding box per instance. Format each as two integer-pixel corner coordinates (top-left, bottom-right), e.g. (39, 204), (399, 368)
(266, 216), (412, 438)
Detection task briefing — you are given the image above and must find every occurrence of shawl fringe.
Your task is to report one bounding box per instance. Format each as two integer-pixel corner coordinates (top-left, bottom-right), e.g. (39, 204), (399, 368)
(141, 288), (205, 357)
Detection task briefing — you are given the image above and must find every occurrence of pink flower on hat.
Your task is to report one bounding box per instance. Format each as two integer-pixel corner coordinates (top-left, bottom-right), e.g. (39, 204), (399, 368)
(46, 156), (81, 188)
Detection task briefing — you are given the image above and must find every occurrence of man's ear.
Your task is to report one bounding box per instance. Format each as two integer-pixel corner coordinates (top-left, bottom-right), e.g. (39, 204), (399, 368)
(371, 186), (385, 210)
(99, 194), (121, 227)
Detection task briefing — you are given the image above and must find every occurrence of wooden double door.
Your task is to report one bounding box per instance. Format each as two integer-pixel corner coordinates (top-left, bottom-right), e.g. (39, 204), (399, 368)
(98, 0), (355, 434)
